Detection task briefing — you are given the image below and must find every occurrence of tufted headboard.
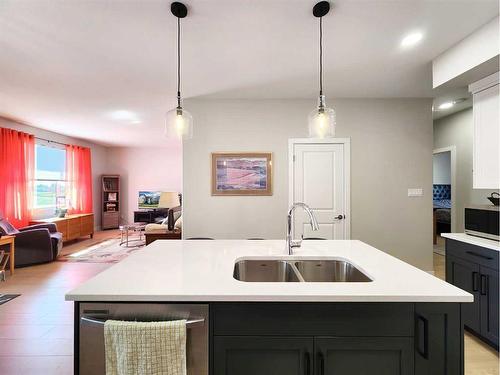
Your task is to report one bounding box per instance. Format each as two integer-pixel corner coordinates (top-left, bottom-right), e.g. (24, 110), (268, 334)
(433, 184), (451, 200)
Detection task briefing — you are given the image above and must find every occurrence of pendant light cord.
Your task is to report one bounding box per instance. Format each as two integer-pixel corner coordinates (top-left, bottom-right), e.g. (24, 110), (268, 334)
(319, 16), (323, 97)
(177, 17), (181, 108)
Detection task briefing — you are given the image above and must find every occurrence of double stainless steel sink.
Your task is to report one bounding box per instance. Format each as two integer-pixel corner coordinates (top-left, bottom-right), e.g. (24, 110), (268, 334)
(233, 259), (372, 282)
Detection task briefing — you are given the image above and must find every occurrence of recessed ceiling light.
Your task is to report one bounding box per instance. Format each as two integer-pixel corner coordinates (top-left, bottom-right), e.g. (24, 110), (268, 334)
(401, 32), (423, 48)
(438, 101), (454, 110)
(107, 110), (141, 123)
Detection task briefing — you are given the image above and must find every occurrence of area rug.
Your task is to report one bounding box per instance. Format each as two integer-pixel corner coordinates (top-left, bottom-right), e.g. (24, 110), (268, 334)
(0, 294), (20, 305)
(60, 237), (144, 263)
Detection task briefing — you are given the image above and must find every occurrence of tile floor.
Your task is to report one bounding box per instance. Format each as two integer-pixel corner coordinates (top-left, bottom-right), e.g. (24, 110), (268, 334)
(0, 232), (498, 374)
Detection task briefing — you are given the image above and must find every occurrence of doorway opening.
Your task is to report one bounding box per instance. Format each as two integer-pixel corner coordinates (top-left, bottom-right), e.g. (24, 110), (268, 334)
(433, 146), (456, 255)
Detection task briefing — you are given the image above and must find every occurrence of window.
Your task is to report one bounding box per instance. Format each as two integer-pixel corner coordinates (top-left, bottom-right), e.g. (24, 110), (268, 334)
(34, 143), (66, 210)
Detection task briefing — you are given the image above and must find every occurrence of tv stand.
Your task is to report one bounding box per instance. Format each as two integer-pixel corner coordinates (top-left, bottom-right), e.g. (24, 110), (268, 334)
(133, 209), (168, 224)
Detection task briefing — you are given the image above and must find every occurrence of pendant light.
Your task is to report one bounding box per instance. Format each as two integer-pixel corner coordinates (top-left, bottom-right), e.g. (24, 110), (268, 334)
(308, 1), (336, 138)
(165, 2), (193, 139)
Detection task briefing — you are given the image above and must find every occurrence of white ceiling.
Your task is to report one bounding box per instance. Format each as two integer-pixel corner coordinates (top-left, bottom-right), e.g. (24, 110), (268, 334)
(0, 0), (498, 146)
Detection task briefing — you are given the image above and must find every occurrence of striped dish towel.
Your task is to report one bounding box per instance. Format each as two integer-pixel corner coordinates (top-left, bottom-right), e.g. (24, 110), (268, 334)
(104, 319), (187, 375)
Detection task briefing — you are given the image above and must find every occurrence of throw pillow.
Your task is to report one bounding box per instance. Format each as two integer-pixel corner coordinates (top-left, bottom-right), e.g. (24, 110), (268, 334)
(174, 216), (182, 230)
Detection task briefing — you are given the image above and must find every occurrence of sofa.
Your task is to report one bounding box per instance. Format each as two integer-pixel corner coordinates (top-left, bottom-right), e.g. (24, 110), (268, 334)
(145, 206), (182, 232)
(0, 215), (63, 267)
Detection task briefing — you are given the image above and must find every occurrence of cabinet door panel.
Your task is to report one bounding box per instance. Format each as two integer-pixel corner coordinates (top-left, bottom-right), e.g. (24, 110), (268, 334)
(81, 214), (94, 236)
(315, 337), (413, 375)
(480, 266), (499, 347)
(415, 303), (462, 375)
(446, 254), (480, 332)
(214, 336), (313, 375)
(472, 83), (499, 189)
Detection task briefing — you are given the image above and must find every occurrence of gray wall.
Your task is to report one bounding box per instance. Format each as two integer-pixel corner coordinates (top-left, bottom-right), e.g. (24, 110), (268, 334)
(183, 99), (433, 271)
(433, 152), (451, 184)
(106, 146), (182, 224)
(434, 108), (499, 232)
(0, 116), (108, 229)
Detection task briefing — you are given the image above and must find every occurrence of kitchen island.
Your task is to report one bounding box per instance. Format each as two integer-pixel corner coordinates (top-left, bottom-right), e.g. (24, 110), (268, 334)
(67, 240), (472, 375)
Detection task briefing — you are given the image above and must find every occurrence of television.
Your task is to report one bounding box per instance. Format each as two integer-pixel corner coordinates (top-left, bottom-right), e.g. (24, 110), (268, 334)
(138, 191), (161, 209)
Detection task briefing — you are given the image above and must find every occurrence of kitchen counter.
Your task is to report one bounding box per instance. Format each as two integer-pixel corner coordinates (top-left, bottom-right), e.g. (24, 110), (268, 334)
(442, 232), (500, 252)
(66, 240), (471, 303)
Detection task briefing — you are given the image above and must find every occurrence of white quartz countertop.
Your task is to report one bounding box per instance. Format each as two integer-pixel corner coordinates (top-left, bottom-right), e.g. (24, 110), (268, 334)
(65, 240), (472, 303)
(441, 233), (500, 252)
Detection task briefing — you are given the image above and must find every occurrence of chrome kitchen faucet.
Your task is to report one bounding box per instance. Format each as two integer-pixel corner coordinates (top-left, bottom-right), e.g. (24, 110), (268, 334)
(286, 203), (320, 255)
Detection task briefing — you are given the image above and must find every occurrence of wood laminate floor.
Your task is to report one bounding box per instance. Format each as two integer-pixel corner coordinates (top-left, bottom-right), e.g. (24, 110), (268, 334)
(0, 232), (498, 374)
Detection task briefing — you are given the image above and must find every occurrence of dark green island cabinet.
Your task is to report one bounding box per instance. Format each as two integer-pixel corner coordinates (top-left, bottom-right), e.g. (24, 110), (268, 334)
(211, 302), (464, 375)
(445, 238), (499, 348)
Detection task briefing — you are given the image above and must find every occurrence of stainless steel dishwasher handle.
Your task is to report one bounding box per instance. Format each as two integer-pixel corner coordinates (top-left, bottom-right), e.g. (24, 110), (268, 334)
(81, 316), (205, 328)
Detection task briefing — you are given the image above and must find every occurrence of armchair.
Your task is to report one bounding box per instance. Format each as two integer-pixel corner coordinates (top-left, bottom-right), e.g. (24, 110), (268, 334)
(0, 216), (63, 267)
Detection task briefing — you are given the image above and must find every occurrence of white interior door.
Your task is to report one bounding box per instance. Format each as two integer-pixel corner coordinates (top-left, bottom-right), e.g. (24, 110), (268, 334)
(291, 141), (349, 240)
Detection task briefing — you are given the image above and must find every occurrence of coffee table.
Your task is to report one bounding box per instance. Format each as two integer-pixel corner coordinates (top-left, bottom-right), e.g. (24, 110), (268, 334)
(119, 223), (147, 247)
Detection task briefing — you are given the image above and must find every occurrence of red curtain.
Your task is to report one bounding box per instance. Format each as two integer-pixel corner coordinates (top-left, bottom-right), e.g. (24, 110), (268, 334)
(0, 128), (35, 228)
(66, 145), (93, 214)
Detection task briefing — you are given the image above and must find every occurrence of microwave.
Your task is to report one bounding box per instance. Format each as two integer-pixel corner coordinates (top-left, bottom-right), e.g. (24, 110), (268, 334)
(465, 205), (499, 241)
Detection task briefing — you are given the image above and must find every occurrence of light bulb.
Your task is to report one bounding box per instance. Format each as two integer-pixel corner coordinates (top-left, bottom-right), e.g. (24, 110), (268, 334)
(308, 96), (336, 138)
(165, 107), (193, 139)
(175, 113), (185, 136)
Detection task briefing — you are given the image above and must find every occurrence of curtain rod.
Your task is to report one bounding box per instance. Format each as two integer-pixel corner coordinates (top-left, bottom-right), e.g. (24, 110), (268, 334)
(35, 136), (68, 147)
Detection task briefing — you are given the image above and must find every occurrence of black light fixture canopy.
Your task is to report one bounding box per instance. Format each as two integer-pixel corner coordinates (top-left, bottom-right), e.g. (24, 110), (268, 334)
(313, 1), (330, 18)
(171, 2), (188, 18)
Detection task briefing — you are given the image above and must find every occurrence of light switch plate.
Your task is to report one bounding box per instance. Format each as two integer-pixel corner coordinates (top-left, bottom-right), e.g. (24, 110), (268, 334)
(408, 188), (424, 197)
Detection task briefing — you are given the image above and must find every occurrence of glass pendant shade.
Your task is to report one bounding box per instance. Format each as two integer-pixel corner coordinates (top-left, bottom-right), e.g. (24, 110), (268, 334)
(308, 95), (336, 138)
(165, 107), (193, 140)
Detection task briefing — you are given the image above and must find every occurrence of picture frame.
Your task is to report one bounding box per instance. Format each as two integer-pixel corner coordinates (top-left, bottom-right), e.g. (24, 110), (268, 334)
(211, 152), (273, 196)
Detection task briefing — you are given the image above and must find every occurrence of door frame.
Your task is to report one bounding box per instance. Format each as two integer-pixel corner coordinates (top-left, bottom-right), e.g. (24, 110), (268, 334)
(433, 146), (457, 233)
(288, 138), (351, 239)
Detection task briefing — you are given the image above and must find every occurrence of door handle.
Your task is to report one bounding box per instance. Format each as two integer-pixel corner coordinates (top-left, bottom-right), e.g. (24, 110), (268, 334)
(480, 274), (488, 296)
(81, 316), (205, 328)
(333, 215), (345, 220)
(316, 351), (325, 375)
(304, 351), (311, 375)
(472, 272), (479, 292)
(416, 315), (429, 359)
(466, 251), (493, 260)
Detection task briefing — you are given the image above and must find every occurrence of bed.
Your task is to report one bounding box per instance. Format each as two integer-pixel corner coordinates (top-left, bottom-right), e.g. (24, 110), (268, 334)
(433, 184), (451, 244)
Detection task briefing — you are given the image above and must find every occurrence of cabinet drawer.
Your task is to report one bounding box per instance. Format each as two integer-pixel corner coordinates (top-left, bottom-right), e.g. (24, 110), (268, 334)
(103, 212), (119, 229)
(212, 303), (414, 337)
(446, 239), (498, 270)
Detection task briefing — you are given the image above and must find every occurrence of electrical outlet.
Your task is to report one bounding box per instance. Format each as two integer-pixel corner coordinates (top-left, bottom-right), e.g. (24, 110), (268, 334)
(408, 188), (423, 197)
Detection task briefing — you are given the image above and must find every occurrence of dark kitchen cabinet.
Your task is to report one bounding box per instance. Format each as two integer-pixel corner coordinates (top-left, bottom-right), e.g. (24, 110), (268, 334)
(211, 303), (462, 375)
(480, 266), (499, 345)
(315, 337), (413, 375)
(446, 239), (499, 348)
(213, 336), (413, 375)
(446, 254), (481, 332)
(213, 336), (313, 375)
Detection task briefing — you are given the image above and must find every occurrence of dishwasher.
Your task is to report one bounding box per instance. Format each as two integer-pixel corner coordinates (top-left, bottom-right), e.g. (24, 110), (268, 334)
(78, 302), (208, 375)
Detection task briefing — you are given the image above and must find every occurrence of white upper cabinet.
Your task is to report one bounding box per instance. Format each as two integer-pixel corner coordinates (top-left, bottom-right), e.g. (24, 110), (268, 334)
(469, 72), (500, 189)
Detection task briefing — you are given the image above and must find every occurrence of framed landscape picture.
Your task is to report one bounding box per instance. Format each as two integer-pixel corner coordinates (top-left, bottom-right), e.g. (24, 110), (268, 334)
(211, 152), (273, 196)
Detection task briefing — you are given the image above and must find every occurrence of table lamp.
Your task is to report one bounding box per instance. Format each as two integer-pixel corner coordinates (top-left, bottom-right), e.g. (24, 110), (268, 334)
(158, 192), (180, 209)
